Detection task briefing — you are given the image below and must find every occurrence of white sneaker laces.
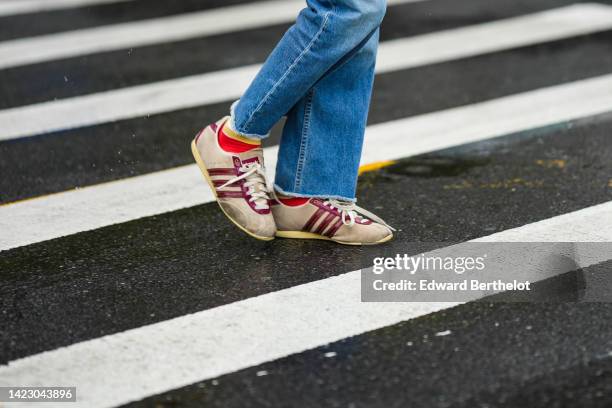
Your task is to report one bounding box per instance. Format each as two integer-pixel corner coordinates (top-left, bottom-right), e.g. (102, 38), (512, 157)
(323, 199), (396, 231)
(219, 162), (271, 210)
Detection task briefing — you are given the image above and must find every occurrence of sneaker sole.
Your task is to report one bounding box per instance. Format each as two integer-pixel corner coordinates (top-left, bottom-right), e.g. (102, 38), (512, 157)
(275, 230), (394, 246)
(191, 139), (274, 242)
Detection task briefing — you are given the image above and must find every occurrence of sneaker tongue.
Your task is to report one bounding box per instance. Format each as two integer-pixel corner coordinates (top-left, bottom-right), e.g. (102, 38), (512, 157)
(236, 147), (263, 164)
(231, 148), (262, 168)
(233, 153), (269, 205)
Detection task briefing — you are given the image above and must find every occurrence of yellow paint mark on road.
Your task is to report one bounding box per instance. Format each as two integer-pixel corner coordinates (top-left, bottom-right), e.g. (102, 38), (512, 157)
(535, 159), (566, 169)
(608, 179), (612, 188)
(358, 160), (395, 175)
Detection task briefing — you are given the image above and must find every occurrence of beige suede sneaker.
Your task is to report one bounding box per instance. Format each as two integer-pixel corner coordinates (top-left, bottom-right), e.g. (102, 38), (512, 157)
(272, 197), (394, 245)
(191, 117), (276, 241)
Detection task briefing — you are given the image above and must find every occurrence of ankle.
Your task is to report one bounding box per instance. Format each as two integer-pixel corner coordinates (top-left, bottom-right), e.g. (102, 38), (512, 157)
(218, 121), (261, 153)
(275, 191), (309, 206)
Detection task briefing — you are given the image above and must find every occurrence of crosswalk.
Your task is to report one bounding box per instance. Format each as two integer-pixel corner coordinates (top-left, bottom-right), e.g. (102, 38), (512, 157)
(0, 0), (422, 70)
(3, 74), (612, 251)
(3, 3), (612, 139)
(0, 0), (611, 407)
(2, 202), (611, 407)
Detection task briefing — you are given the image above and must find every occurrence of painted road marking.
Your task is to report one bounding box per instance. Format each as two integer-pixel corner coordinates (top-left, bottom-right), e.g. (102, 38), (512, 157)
(0, 0), (422, 70)
(0, 0), (134, 17)
(1, 4), (612, 141)
(2, 74), (612, 251)
(1, 201), (610, 408)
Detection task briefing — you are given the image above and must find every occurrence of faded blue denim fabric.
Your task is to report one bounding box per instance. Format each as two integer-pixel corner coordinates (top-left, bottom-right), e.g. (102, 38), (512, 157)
(229, 0), (386, 201)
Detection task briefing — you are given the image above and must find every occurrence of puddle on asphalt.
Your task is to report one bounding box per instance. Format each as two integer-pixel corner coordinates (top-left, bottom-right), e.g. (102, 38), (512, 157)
(370, 156), (490, 179)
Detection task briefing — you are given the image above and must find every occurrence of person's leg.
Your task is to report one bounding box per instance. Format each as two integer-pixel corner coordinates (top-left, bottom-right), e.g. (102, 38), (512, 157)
(229, 0), (387, 139)
(270, 29), (395, 245)
(275, 29), (379, 202)
(191, 0), (389, 243)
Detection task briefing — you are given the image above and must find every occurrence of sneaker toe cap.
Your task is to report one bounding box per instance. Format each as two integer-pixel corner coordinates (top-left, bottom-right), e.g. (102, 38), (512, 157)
(333, 222), (393, 245)
(250, 214), (277, 238)
(367, 223), (394, 244)
(220, 202), (276, 239)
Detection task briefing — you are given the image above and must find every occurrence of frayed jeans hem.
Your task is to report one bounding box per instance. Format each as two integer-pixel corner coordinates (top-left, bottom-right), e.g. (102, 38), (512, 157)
(228, 100), (271, 140)
(274, 183), (357, 203)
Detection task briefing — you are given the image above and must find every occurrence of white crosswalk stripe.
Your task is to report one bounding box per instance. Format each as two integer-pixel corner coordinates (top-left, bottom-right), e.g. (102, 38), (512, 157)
(1, 201), (610, 408)
(1, 3), (612, 142)
(0, 0), (134, 17)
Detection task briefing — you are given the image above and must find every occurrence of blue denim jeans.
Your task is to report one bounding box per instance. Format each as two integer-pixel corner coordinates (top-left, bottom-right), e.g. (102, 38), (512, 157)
(229, 0), (386, 202)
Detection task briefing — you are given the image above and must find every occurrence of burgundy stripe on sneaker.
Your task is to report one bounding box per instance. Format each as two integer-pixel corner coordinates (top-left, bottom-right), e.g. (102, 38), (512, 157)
(208, 168), (236, 176)
(194, 129), (205, 143)
(326, 218), (344, 238)
(313, 212), (337, 235)
(212, 179), (242, 188)
(302, 208), (325, 232)
(217, 191), (244, 198)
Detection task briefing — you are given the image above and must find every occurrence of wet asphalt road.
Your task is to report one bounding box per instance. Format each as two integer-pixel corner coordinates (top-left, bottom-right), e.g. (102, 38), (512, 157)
(1, 0), (612, 407)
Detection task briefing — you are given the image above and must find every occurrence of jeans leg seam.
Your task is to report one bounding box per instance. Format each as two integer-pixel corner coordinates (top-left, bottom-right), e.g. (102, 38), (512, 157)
(241, 9), (333, 133)
(293, 89), (315, 191)
(319, 27), (378, 82)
